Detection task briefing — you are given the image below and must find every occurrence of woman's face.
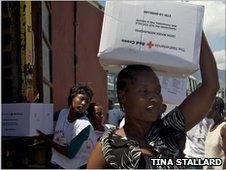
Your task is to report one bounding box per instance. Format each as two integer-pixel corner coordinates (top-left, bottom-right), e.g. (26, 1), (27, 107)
(93, 106), (104, 125)
(120, 70), (163, 123)
(71, 93), (90, 114)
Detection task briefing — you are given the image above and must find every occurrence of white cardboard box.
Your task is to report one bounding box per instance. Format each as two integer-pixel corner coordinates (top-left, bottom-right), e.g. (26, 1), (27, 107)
(2, 103), (54, 137)
(98, 1), (204, 77)
(158, 75), (187, 105)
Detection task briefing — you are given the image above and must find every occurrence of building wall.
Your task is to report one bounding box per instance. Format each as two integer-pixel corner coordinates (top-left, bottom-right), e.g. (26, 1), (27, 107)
(52, 2), (75, 111)
(52, 2), (108, 118)
(76, 2), (108, 118)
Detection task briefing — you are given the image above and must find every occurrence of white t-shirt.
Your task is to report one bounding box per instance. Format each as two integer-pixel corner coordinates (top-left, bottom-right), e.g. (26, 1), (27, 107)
(204, 122), (226, 170)
(184, 118), (212, 158)
(108, 108), (124, 126)
(51, 108), (96, 169)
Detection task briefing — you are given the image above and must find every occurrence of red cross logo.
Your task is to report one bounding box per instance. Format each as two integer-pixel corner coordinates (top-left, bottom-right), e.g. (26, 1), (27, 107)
(147, 41), (154, 48)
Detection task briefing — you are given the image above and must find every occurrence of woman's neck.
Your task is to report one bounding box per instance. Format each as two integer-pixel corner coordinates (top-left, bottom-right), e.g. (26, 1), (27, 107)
(214, 117), (223, 125)
(210, 118), (224, 131)
(67, 108), (83, 123)
(123, 117), (152, 140)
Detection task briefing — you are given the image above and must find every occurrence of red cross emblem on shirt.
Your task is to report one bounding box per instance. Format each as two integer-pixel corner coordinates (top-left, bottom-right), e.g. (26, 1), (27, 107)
(147, 41), (154, 48)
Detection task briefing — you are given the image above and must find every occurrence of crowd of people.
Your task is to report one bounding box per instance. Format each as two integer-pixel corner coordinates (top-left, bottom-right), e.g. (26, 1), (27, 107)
(37, 32), (226, 169)
(184, 96), (226, 169)
(37, 84), (125, 168)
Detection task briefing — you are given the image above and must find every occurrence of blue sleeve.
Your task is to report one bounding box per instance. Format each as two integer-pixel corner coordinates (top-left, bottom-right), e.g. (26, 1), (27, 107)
(67, 125), (91, 159)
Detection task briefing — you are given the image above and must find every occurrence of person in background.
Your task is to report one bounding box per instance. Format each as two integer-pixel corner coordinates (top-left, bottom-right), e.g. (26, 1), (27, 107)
(108, 99), (124, 127)
(87, 32), (219, 169)
(183, 83), (214, 169)
(88, 103), (115, 140)
(183, 117), (213, 168)
(204, 97), (226, 169)
(37, 84), (96, 169)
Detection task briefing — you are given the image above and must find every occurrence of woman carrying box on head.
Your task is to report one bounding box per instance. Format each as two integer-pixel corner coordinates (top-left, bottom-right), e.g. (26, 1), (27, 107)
(87, 32), (219, 169)
(37, 84), (96, 169)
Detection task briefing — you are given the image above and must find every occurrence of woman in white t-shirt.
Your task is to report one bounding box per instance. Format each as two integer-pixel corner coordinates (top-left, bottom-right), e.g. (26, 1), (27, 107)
(204, 97), (226, 169)
(37, 84), (96, 169)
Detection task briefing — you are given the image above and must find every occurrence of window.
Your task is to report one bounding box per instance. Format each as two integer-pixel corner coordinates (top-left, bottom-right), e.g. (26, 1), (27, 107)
(107, 73), (118, 102)
(41, 2), (52, 103)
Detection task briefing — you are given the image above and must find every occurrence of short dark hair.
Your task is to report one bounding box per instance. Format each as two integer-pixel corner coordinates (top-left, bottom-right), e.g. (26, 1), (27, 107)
(116, 64), (152, 110)
(87, 102), (96, 121)
(67, 84), (93, 107)
(117, 64), (152, 92)
(213, 97), (225, 115)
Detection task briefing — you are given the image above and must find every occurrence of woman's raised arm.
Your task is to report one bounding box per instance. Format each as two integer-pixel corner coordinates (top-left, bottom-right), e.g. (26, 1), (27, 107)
(179, 32), (220, 131)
